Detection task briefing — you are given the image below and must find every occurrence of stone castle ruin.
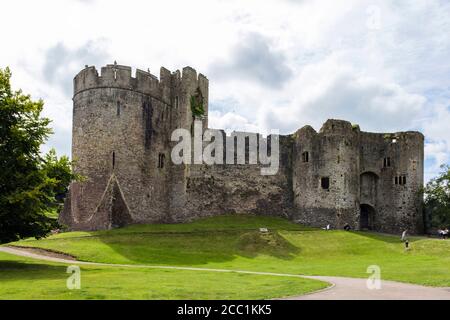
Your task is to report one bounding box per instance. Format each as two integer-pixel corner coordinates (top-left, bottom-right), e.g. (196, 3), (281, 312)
(60, 63), (425, 234)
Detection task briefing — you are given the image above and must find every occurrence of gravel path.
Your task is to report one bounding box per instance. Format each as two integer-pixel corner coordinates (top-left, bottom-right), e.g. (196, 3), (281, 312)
(2, 246), (450, 300)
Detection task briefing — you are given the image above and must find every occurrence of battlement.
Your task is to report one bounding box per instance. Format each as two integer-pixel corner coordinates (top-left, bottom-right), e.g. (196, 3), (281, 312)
(74, 63), (209, 101)
(292, 120), (424, 150)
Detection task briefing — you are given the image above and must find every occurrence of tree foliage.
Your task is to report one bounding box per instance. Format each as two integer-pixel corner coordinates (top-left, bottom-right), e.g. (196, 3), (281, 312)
(0, 67), (77, 243)
(424, 164), (450, 228)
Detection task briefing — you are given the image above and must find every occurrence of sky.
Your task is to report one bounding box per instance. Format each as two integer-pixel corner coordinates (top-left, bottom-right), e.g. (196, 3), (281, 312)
(1, 0), (450, 182)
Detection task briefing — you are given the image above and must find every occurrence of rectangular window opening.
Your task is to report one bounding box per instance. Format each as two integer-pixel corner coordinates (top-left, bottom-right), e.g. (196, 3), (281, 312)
(112, 152), (116, 169)
(158, 153), (166, 169)
(302, 151), (309, 163)
(321, 177), (330, 190)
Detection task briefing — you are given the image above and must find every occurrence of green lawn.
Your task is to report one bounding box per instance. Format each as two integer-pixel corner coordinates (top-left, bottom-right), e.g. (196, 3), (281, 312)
(0, 251), (326, 300)
(3, 214), (450, 300)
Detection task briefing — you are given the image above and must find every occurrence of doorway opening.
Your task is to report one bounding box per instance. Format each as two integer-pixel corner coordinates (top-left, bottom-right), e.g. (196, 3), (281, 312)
(360, 204), (375, 230)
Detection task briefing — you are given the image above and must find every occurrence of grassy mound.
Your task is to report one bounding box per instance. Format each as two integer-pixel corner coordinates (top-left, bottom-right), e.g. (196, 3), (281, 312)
(6, 215), (450, 287)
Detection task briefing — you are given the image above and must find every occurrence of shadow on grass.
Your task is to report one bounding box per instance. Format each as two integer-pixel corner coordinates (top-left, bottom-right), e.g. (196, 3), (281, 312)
(349, 230), (425, 244)
(0, 261), (67, 281)
(91, 229), (301, 265)
(236, 231), (300, 259)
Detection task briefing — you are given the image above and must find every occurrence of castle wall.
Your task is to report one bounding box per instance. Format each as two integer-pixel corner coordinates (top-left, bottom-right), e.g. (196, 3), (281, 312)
(359, 132), (424, 233)
(168, 67), (209, 220)
(62, 64), (425, 234)
(291, 120), (360, 229)
(61, 64), (210, 230)
(171, 134), (293, 222)
(68, 88), (171, 229)
(289, 120), (424, 234)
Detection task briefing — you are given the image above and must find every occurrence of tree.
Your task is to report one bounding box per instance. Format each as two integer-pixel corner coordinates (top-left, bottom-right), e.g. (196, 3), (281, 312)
(0, 67), (76, 243)
(424, 164), (450, 229)
(42, 149), (80, 216)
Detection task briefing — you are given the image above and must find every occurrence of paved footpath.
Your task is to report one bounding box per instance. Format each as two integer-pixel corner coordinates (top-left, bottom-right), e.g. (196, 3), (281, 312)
(285, 276), (450, 300)
(1, 246), (450, 300)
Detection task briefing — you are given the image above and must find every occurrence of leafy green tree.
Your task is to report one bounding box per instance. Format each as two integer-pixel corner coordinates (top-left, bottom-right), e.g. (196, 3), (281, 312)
(424, 165), (450, 229)
(0, 67), (76, 243)
(41, 149), (80, 217)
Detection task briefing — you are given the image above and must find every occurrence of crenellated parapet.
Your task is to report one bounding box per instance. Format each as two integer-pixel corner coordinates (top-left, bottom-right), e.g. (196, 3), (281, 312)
(74, 63), (209, 106)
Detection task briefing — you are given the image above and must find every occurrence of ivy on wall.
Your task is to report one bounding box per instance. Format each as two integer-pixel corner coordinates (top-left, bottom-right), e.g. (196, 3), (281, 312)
(190, 87), (205, 117)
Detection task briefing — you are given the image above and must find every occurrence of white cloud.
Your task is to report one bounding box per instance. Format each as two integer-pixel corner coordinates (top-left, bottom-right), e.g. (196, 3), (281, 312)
(274, 57), (426, 133)
(209, 32), (293, 89)
(208, 111), (259, 134)
(0, 0), (449, 181)
(43, 40), (110, 95)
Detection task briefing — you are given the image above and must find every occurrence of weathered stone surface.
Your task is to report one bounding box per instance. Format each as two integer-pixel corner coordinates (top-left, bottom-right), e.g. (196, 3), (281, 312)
(292, 121), (424, 233)
(61, 64), (424, 234)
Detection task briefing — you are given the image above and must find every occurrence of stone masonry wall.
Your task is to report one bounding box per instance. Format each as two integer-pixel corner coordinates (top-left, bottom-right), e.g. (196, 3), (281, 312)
(61, 64), (425, 234)
(172, 134), (293, 222)
(292, 120), (360, 229)
(61, 64), (208, 229)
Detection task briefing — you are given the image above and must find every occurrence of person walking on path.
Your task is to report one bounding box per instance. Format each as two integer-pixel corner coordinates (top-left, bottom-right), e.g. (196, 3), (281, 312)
(401, 229), (408, 242)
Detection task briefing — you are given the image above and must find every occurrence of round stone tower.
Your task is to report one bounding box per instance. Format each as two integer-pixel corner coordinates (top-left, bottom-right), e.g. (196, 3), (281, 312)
(60, 63), (209, 230)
